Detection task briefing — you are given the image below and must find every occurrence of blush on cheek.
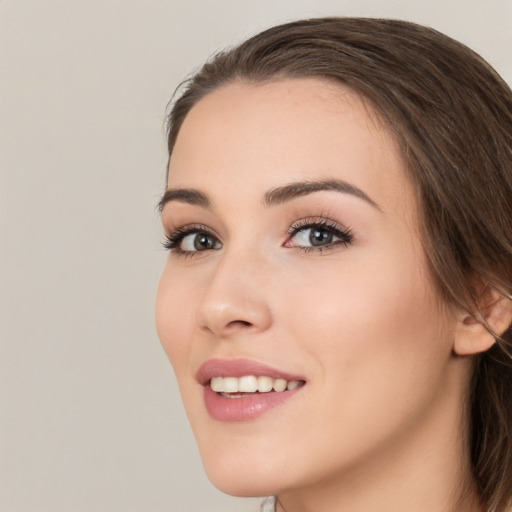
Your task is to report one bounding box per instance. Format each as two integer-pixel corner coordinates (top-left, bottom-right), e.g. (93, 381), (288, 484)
(156, 275), (191, 362)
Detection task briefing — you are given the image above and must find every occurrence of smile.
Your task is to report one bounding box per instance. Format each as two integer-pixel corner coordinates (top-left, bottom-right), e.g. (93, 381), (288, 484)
(210, 375), (304, 394)
(197, 359), (306, 422)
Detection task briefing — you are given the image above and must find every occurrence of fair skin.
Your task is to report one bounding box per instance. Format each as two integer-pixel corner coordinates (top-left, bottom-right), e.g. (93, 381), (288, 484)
(156, 78), (484, 512)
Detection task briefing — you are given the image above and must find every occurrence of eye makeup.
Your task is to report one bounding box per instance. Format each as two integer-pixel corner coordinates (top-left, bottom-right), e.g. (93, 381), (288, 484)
(285, 216), (354, 253)
(162, 223), (221, 257)
(162, 214), (354, 258)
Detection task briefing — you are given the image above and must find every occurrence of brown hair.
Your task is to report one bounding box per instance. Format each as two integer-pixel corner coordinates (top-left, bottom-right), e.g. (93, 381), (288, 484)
(165, 18), (512, 511)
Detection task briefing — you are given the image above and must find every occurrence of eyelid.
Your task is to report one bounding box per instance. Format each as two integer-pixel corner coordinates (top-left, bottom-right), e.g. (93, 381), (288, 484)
(288, 216), (351, 235)
(162, 223), (221, 256)
(162, 216), (353, 256)
(285, 216), (354, 250)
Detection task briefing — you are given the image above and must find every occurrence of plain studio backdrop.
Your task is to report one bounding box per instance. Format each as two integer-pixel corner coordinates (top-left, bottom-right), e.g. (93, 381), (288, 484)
(1, 1), (511, 511)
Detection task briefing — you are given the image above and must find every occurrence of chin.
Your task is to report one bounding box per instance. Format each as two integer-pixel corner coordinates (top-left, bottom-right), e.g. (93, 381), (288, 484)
(196, 433), (292, 497)
(208, 473), (274, 498)
(203, 459), (277, 497)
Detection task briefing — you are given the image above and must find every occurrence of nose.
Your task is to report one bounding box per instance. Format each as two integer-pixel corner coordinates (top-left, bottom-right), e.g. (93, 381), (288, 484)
(197, 251), (273, 338)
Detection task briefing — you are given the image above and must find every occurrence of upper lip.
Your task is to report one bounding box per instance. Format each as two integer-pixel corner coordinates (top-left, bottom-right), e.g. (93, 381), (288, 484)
(196, 358), (306, 385)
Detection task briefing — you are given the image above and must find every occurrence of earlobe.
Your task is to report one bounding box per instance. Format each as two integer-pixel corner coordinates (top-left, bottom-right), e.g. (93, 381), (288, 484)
(453, 286), (512, 356)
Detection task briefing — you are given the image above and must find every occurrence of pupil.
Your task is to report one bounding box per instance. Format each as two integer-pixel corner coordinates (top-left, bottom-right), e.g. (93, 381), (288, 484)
(194, 233), (214, 250)
(310, 229), (332, 246)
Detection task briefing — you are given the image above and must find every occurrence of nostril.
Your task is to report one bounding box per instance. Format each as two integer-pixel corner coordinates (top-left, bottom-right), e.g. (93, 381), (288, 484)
(198, 293), (272, 336)
(228, 320), (253, 328)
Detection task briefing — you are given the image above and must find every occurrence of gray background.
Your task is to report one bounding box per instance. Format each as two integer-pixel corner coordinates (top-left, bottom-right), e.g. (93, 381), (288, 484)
(1, 1), (511, 511)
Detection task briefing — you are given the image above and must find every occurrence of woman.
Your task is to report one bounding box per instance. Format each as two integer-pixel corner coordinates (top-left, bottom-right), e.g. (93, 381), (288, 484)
(156, 18), (512, 512)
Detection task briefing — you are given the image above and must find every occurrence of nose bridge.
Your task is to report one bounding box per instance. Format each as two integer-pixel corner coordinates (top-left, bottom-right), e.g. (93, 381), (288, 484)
(197, 242), (273, 337)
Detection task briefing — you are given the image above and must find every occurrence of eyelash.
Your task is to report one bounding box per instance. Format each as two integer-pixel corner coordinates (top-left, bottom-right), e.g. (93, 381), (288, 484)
(162, 218), (353, 257)
(162, 224), (214, 257)
(286, 217), (353, 253)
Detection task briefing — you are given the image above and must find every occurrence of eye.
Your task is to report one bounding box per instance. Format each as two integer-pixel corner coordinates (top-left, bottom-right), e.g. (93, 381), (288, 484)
(163, 225), (222, 256)
(180, 232), (220, 252)
(285, 219), (353, 252)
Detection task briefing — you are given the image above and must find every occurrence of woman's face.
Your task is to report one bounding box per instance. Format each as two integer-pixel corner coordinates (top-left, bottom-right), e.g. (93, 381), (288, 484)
(156, 79), (461, 497)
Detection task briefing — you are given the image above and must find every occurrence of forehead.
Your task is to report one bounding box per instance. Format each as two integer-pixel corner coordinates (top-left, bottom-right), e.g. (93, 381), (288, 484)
(167, 78), (413, 216)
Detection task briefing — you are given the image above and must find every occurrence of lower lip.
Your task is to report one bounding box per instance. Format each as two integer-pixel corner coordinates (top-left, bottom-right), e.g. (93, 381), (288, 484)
(203, 385), (303, 422)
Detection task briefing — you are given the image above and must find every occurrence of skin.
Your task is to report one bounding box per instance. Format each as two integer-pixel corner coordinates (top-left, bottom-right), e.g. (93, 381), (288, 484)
(156, 78), (483, 512)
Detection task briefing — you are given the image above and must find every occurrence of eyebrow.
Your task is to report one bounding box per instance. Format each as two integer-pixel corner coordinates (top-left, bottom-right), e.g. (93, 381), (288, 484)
(158, 178), (379, 212)
(157, 188), (210, 212)
(263, 179), (380, 209)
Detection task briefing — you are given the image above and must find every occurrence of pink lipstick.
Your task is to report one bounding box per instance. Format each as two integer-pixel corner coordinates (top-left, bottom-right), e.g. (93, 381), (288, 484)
(197, 358), (306, 422)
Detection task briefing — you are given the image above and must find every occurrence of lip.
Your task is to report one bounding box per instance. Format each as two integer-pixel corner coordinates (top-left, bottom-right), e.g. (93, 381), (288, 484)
(196, 358), (305, 384)
(197, 358), (306, 422)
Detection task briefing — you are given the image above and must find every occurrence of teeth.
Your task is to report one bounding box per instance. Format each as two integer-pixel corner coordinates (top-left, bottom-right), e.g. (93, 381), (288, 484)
(238, 375), (258, 392)
(210, 375), (304, 394)
(222, 377), (238, 393)
(273, 378), (287, 392)
(257, 376), (273, 392)
(210, 377), (224, 392)
(287, 380), (301, 390)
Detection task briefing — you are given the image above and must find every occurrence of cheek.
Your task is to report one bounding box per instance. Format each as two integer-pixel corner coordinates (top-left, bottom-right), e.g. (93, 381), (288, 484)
(268, 252), (455, 478)
(284, 244), (451, 396)
(155, 264), (197, 377)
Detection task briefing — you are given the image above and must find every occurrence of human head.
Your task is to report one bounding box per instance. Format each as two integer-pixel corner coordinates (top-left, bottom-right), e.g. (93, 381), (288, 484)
(163, 18), (512, 511)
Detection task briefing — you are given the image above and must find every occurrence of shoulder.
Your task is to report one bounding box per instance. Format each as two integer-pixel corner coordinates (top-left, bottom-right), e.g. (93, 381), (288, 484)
(260, 496), (276, 512)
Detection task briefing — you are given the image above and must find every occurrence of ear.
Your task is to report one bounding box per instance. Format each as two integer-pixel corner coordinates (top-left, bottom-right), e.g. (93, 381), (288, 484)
(454, 284), (512, 356)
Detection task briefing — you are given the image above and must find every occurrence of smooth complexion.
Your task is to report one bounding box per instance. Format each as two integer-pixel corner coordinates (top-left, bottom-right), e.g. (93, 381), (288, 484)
(156, 79), (482, 512)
